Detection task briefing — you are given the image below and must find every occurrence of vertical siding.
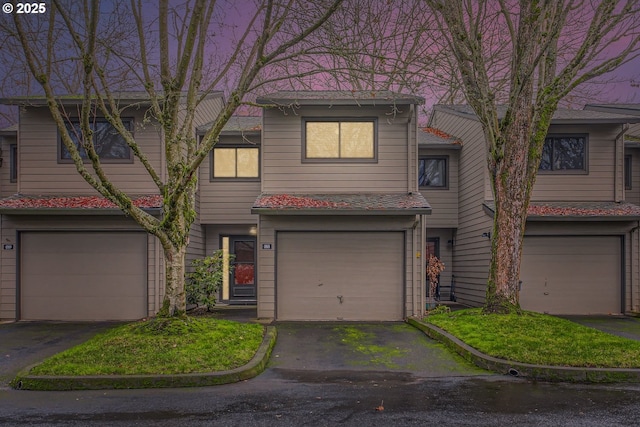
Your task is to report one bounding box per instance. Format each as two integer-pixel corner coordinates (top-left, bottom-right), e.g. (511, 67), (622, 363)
(261, 106), (411, 193)
(431, 110), (492, 307)
(199, 134), (261, 224)
(1, 135), (17, 197)
(17, 108), (162, 195)
(419, 148), (459, 227)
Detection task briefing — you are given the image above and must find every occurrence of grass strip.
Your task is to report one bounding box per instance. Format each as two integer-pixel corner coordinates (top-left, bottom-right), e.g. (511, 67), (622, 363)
(29, 317), (264, 376)
(424, 309), (640, 368)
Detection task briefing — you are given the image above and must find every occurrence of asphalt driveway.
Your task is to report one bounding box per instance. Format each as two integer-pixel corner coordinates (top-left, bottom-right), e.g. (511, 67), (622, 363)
(0, 321), (119, 387)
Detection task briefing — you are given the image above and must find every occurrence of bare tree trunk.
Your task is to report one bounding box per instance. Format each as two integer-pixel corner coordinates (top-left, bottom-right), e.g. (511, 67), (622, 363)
(159, 244), (188, 317)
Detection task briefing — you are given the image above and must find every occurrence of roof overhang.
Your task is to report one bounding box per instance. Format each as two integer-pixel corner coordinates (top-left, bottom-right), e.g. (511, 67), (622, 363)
(252, 193), (432, 216)
(482, 201), (640, 222)
(0, 194), (163, 216)
(0, 91), (224, 107)
(256, 91), (425, 107)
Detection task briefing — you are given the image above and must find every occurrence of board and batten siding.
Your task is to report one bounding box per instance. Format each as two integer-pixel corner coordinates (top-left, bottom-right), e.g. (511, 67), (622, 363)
(261, 106), (412, 193)
(17, 108), (162, 195)
(256, 215), (421, 320)
(531, 124), (621, 202)
(199, 134), (260, 224)
(0, 215), (163, 321)
(430, 110), (492, 307)
(419, 148), (459, 228)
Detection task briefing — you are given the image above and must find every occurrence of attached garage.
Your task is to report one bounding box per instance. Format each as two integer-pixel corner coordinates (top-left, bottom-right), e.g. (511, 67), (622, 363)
(519, 236), (622, 315)
(20, 231), (148, 321)
(276, 231), (405, 321)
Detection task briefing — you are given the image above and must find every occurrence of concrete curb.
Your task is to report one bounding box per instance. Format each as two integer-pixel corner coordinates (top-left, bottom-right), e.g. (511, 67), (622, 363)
(11, 326), (277, 391)
(407, 318), (640, 383)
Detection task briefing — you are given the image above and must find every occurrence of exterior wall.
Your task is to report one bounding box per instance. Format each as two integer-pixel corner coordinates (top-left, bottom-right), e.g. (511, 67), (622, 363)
(17, 107), (162, 195)
(419, 148), (459, 227)
(430, 110), (492, 306)
(0, 215), (163, 321)
(1, 134), (17, 197)
(256, 215), (422, 319)
(524, 221), (637, 314)
(199, 134), (261, 224)
(424, 227), (455, 299)
(625, 147), (640, 205)
(531, 124), (622, 202)
(261, 105), (414, 193)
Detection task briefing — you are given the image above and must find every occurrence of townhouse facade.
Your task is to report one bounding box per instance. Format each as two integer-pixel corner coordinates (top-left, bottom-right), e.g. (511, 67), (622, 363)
(0, 92), (639, 322)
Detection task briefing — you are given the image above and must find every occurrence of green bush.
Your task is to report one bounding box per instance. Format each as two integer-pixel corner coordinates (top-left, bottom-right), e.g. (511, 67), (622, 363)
(186, 250), (233, 311)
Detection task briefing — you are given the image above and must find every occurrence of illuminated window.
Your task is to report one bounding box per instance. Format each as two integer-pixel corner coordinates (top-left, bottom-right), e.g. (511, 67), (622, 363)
(304, 120), (376, 161)
(212, 147), (259, 179)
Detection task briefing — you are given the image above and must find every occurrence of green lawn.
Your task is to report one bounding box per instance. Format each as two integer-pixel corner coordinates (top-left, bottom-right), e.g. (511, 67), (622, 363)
(424, 309), (640, 368)
(29, 317), (265, 376)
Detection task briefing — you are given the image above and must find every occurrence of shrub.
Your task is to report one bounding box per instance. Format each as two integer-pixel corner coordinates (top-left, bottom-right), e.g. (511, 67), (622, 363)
(186, 250), (233, 311)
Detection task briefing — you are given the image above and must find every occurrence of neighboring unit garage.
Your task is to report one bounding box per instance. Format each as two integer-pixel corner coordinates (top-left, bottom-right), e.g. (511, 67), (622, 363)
(276, 231), (404, 321)
(519, 236), (622, 315)
(20, 231), (148, 321)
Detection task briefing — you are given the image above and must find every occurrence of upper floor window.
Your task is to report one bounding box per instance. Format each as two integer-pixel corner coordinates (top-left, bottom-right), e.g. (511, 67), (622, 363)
(419, 156), (448, 189)
(212, 147), (259, 179)
(60, 119), (133, 163)
(9, 143), (17, 183)
(304, 119), (376, 161)
(539, 135), (587, 172)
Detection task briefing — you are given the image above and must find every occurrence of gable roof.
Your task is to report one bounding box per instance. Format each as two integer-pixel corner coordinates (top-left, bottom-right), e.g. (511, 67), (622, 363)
(252, 193), (431, 215)
(433, 105), (640, 124)
(197, 116), (261, 135)
(256, 91), (425, 106)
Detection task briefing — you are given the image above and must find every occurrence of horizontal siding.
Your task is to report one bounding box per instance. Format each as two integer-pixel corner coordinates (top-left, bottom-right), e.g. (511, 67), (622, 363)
(430, 111), (491, 307)
(18, 108), (161, 195)
(419, 149), (459, 227)
(0, 215), (161, 321)
(261, 106), (411, 193)
(531, 124), (619, 201)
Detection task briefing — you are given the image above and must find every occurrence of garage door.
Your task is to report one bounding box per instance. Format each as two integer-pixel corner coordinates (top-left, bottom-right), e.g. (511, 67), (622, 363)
(277, 232), (404, 321)
(520, 236), (622, 315)
(20, 232), (148, 321)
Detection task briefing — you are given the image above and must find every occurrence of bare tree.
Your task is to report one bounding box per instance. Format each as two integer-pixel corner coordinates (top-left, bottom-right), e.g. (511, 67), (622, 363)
(423, 0), (640, 313)
(8, 0), (342, 317)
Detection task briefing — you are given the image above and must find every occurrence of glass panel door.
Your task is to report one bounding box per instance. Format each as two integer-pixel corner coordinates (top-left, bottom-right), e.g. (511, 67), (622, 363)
(230, 237), (256, 300)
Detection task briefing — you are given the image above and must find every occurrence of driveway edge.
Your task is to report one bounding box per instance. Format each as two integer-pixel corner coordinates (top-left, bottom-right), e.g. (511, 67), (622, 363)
(11, 326), (277, 391)
(407, 318), (640, 383)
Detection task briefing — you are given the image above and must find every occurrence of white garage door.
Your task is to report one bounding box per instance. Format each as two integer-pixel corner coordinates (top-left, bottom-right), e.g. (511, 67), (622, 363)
(276, 231), (404, 321)
(20, 232), (148, 321)
(520, 236), (622, 315)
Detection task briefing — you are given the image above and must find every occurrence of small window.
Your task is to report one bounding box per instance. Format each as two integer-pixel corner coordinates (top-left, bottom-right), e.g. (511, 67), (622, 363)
(9, 143), (17, 183)
(60, 119), (133, 162)
(539, 135), (587, 172)
(304, 120), (376, 161)
(212, 147), (259, 179)
(625, 155), (632, 190)
(419, 156), (448, 188)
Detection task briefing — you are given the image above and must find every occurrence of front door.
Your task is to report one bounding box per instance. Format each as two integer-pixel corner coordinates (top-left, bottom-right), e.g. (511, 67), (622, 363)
(225, 236), (257, 302)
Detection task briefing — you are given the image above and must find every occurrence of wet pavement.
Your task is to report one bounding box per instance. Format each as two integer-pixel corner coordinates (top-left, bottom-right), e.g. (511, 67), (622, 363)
(3, 310), (640, 425)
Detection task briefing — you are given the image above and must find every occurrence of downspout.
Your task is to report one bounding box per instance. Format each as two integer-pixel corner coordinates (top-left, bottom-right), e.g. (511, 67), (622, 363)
(407, 106), (417, 316)
(155, 237), (161, 314)
(615, 124), (629, 202)
(632, 221), (640, 313)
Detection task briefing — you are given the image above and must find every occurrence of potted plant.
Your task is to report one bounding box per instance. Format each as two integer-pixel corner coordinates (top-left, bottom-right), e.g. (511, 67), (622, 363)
(426, 255), (445, 310)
